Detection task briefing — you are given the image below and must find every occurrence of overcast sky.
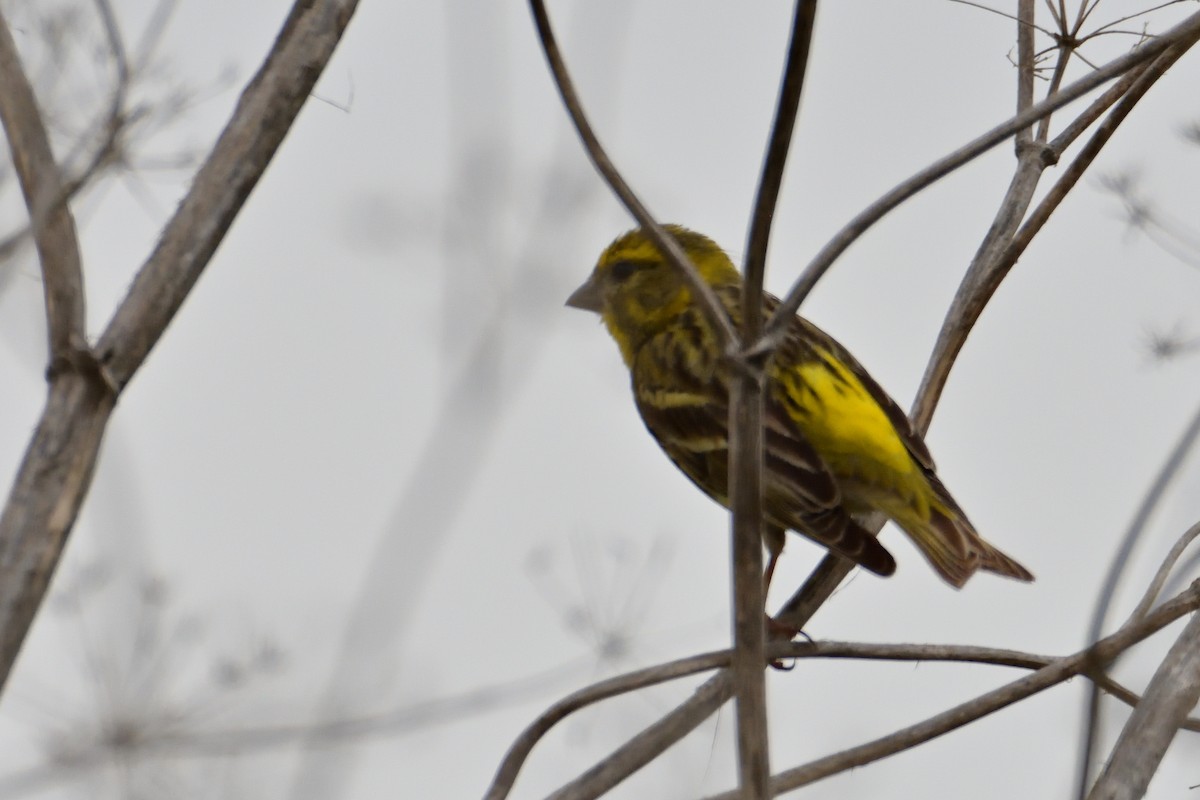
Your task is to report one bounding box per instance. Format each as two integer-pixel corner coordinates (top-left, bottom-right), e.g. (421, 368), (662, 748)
(1, 1), (1199, 798)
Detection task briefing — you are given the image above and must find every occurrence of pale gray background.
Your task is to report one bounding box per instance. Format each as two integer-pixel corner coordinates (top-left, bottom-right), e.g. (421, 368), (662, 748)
(0, 1), (1198, 798)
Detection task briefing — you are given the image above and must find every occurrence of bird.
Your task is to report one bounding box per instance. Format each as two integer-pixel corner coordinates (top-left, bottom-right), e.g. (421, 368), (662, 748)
(566, 224), (1033, 589)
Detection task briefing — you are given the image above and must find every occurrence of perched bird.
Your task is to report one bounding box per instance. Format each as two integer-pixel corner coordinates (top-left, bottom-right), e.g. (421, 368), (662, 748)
(567, 225), (1032, 589)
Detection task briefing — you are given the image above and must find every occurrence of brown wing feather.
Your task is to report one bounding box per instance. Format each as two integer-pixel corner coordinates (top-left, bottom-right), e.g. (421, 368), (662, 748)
(631, 303), (896, 577)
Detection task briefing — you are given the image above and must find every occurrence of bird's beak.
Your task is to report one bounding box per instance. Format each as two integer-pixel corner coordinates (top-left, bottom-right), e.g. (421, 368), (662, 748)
(565, 273), (604, 313)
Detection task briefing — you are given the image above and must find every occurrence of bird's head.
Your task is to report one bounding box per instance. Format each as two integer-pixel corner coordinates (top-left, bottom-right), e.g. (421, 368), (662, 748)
(566, 225), (740, 364)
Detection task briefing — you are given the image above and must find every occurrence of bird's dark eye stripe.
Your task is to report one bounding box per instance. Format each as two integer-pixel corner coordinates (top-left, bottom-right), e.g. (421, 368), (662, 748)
(609, 259), (650, 281)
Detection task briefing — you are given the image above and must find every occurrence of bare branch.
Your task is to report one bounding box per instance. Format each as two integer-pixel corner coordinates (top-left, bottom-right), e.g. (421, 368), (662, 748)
(704, 582), (1200, 799)
(1016, 0), (1036, 147)
(486, 649), (735, 800)
(546, 673), (734, 800)
(96, 0), (359, 386)
(1130, 520), (1200, 623)
(916, 41), (1194, 429)
(1047, 63), (1146, 156)
(1085, 609), (1200, 800)
(771, 531), (870, 633)
(727, 3), (819, 794)
(0, 0), (361, 692)
(493, 580), (1200, 800)
(756, 8), (1200, 353)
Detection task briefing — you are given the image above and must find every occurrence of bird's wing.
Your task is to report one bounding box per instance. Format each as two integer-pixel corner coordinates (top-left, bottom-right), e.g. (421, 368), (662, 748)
(781, 306), (936, 471)
(630, 305), (841, 512)
(631, 309), (895, 576)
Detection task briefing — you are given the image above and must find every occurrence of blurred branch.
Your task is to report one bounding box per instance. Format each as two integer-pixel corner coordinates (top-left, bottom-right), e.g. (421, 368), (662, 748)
(526, 0), (737, 350)
(0, 0), (361, 692)
(0, 116), (131, 265)
(92, 0), (130, 94)
(0, 9), (87, 358)
(0, 656), (587, 799)
(288, 7), (625, 795)
(1099, 167), (1200, 271)
(1077, 401), (1200, 796)
(1145, 327), (1200, 362)
(1084, 608), (1200, 800)
(0, 19), (139, 268)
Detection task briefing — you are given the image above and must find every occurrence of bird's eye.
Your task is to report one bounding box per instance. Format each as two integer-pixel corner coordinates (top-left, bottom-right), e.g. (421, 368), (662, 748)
(609, 260), (640, 282)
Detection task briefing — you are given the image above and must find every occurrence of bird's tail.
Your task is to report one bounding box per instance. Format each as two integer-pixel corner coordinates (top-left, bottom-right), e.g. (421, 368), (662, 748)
(894, 477), (1034, 589)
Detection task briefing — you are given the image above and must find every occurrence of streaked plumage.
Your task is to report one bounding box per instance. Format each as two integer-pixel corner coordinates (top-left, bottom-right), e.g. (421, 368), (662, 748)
(567, 225), (1032, 588)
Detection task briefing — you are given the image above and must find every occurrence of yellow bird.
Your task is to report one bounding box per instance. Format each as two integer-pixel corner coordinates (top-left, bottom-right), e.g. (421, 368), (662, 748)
(567, 225), (1032, 588)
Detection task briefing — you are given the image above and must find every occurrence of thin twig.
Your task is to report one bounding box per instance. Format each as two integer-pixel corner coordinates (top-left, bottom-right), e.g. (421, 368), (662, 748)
(916, 40), (1194, 430)
(1034, 5), (1073, 144)
(486, 649), (735, 800)
(1129, 520), (1200, 623)
(948, 0), (1058, 39)
(910, 0), (1053, 431)
(525, 0), (737, 351)
(92, 0), (130, 94)
(0, 9), (140, 268)
(755, 8), (1200, 353)
(1088, 1), (1196, 39)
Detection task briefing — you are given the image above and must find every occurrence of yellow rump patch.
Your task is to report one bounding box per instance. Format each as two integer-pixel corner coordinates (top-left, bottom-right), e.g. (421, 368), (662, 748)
(786, 349), (929, 516)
